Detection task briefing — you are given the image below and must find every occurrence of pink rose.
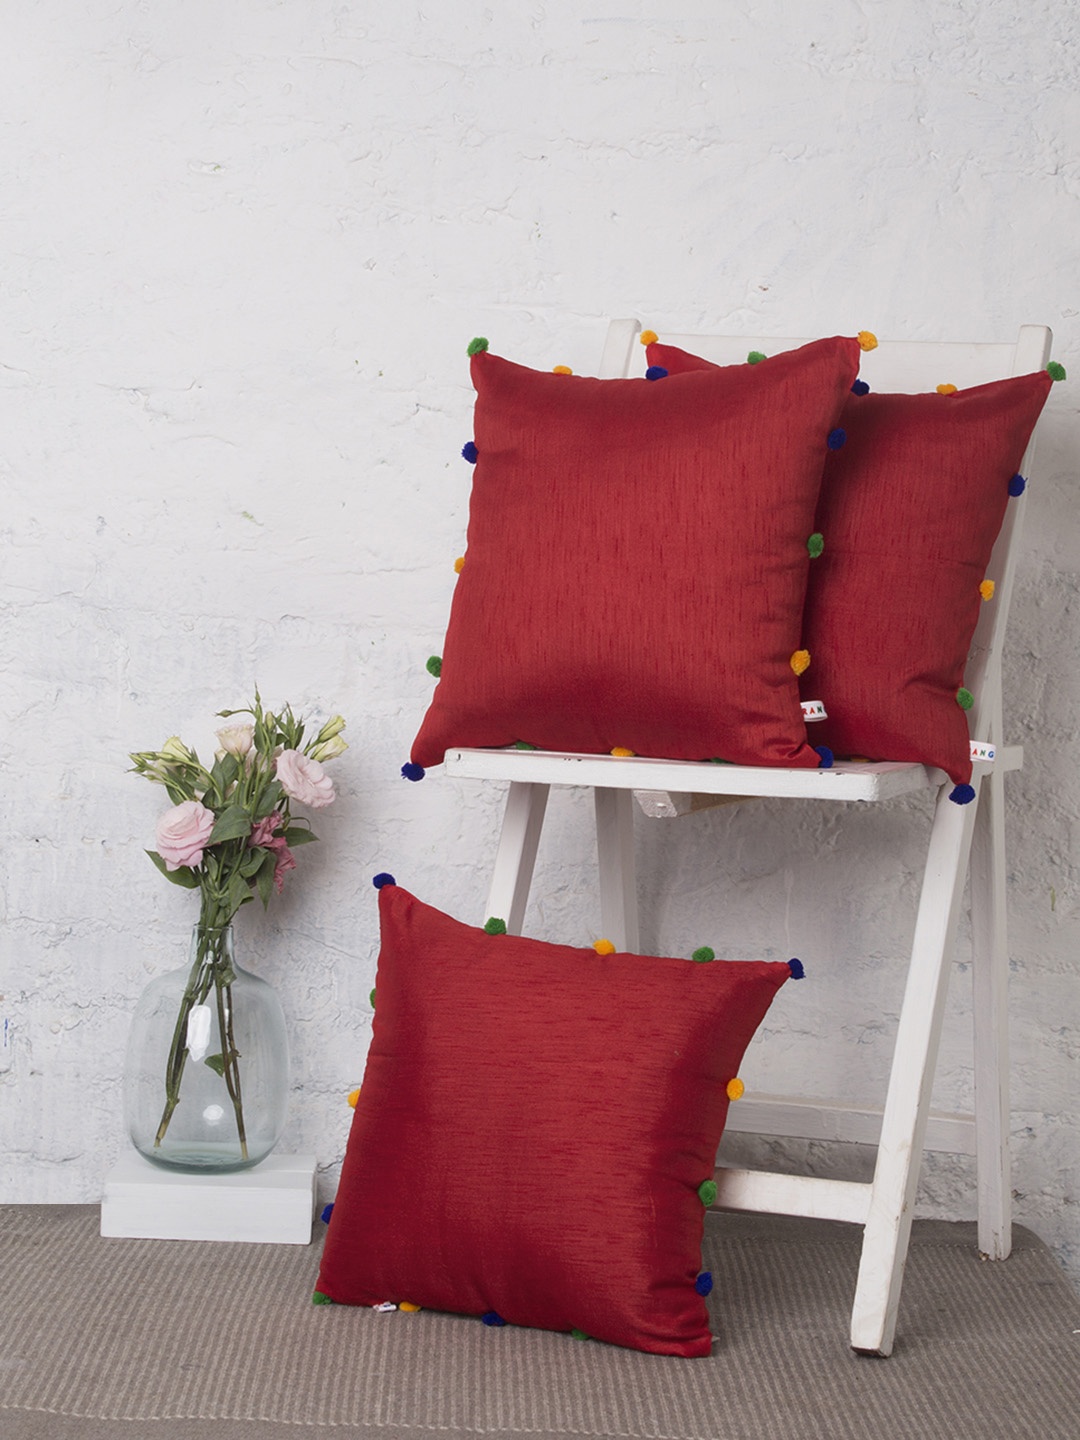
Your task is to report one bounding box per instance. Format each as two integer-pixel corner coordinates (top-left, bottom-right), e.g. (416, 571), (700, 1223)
(249, 811), (297, 894)
(276, 749), (336, 809)
(156, 800), (216, 871)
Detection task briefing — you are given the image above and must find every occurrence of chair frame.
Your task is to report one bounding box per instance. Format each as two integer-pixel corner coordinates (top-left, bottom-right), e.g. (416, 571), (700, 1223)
(444, 320), (1052, 1354)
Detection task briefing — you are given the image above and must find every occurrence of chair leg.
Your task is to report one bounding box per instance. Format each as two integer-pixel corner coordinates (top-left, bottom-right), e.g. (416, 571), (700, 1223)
(594, 787), (640, 953)
(969, 763), (1012, 1259)
(850, 783), (981, 1355)
(486, 781), (549, 935)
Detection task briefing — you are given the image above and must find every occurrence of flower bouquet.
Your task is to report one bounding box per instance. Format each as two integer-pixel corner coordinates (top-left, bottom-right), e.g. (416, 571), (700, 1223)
(126, 692), (346, 1169)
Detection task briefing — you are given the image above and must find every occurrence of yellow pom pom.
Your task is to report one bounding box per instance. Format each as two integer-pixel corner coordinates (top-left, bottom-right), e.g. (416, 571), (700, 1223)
(639, 329), (658, 346)
(399, 1302), (422, 1313)
(936, 383), (958, 395)
(593, 938), (616, 955)
(980, 579), (996, 601)
(850, 756), (870, 764)
(347, 1088), (361, 1109)
(610, 746), (635, 758)
(857, 330), (879, 351)
(552, 364), (573, 375)
(453, 556), (465, 574)
(790, 649), (811, 676)
(726, 1078), (745, 1101)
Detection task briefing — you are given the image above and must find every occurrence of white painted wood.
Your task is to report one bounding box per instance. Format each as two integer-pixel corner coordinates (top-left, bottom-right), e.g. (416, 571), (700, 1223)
(713, 1168), (871, 1225)
(485, 781), (549, 935)
(594, 787), (640, 953)
(849, 781), (982, 1354)
(723, 1093), (977, 1156)
(100, 1152), (317, 1244)
(970, 755), (1013, 1258)
(447, 747), (942, 801)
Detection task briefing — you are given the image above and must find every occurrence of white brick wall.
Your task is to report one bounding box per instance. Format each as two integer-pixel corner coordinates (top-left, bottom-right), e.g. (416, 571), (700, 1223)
(3, 2), (1078, 1285)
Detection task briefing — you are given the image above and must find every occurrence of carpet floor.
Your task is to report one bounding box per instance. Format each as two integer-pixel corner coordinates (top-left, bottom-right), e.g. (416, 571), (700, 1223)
(1, 1205), (1077, 1440)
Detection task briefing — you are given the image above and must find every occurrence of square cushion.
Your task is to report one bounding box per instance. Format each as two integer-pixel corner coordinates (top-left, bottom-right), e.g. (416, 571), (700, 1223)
(315, 882), (794, 1357)
(410, 337), (862, 771)
(648, 341), (1052, 783)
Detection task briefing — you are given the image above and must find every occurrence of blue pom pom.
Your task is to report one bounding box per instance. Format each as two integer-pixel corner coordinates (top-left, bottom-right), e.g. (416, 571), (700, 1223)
(1008, 473), (1026, 497)
(814, 746), (834, 769)
(481, 1311), (506, 1327)
(373, 872), (396, 890)
(320, 1202), (335, 1224)
(827, 428), (847, 450)
(788, 958), (805, 980)
(461, 441), (478, 464)
(401, 762), (426, 782)
(645, 366), (669, 381)
(851, 379), (870, 396)
(950, 783), (976, 805)
(695, 1271), (714, 1296)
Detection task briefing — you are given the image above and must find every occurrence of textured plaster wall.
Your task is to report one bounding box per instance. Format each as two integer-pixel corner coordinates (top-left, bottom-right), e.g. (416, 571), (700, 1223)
(3, 2), (1078, 1285)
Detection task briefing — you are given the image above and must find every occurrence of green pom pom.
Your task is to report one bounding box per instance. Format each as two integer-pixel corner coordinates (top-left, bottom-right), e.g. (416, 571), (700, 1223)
(691, 946), (715, 963)
(369, 988), (376, 1008)
(312, 1291), (334, 1306)
(747, 350), (767, 365)
(426, 655), (442, 678)
(467, 337), (490, 356)
(570, 1328), (590, 1342)
(513, 740), (537, 750)
(1047, 361), (1066, 382)
(698, 1179), (718, 1207)
(807, 532), (825, 558)
(956, 687), (974, 711)
(484, 917), (507, 935)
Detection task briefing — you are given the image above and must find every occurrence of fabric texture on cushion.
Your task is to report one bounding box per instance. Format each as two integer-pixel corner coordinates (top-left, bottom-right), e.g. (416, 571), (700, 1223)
(315, 883), (794, 1357)
(410, 337), (862, 770)
(648, 341), (1052, 783)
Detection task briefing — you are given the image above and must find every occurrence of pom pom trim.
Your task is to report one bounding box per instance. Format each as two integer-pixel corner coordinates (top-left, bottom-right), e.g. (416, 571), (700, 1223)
(461, 441), (479, 464)
(950, 783), (976, 805)
(979, 579), (996, 601)
(815, 746), (834, 769)
(695, 1271), (714, 1296)
(425, 655), (442, 678)
(956, 688), (974, 711)
(807, 532), (825, 558)
(726, 1077), (745, 1101)
(788, 958), (805, 979)
(747, 350), (767, 365)
(827, 428), (847, 450)
(1048, 361), (1066, 381)
(858, 330), (879, 351)
(373, 872), (396, 889)
(481, 1311), (506, 1326)
(698, 1179), (718, 1207)
(593, 938), (616, 955)
(467, 337), (489, 355)
(1008, 474), (1027, 497)
(851, 379), (870, 396)
(401, 761), (425, 781)
(645, 365), (668, 381)
(691, 946), (715, 963)
(639, 329), (658, 346)
(484, 917), (508, 935)
(790, 649), (811, 676)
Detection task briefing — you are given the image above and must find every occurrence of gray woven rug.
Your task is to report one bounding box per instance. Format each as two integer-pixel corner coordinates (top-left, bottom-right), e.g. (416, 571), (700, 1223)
(1, 1205), (1078, 1440)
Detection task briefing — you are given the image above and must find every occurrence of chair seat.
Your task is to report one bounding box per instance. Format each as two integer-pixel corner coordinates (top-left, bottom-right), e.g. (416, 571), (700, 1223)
(446, 744), (1022, 802)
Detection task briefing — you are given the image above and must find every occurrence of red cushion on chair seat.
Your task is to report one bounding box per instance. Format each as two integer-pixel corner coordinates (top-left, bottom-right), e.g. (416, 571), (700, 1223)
(648, 341), (1052, 783)
(315, 883), (794, 1356)
(411, 337), (861, 770)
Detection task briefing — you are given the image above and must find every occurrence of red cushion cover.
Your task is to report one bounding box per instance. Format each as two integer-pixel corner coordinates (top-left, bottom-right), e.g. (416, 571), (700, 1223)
(648, 342), (1052, 783)
(411, 338), (861, 770)
(316, 883), (793, 1357)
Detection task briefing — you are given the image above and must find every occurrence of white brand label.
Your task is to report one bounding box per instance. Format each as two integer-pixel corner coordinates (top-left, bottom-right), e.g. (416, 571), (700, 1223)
(970, 741), (996, 763)
(801, 700), (828, 722)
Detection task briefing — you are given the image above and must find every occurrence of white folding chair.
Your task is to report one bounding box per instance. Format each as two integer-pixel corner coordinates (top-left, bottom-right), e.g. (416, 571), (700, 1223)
(445, 320), (1052, 1355)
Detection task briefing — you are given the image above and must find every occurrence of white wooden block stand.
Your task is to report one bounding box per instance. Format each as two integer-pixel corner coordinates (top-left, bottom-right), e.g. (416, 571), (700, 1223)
(100, 1151), (317, 1244)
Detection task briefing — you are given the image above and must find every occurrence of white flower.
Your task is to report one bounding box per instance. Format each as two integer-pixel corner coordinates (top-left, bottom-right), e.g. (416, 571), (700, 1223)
(215, 724), (255, 758)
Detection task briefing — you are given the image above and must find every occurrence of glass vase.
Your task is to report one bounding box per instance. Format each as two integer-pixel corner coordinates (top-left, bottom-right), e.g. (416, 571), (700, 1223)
(124, 924), (289, 1173)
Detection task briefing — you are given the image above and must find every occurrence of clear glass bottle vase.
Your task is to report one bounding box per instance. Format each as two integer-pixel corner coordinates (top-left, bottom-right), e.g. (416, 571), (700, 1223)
(124, 924), (289, 1172)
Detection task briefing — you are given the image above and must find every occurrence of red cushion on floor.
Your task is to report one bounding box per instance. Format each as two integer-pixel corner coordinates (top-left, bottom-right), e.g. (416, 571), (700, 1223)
(410, 337), (861, 770)
(648, 341), (1052, 783)
(315, 883), (794, 1357)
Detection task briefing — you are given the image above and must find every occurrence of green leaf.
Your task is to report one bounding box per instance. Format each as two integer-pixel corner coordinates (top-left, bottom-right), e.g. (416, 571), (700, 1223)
(239, 847), (267, 878)
(145, 850), (201, 889)
(225, 872), (252, 918)
(254, 782), (284, 821)
(256, 852), (276, 908)
(209, 752), (239, 801)
(284, 827), (318, 847)
(209, 804), (253, 844)
(203, 1053), (226, 1076)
